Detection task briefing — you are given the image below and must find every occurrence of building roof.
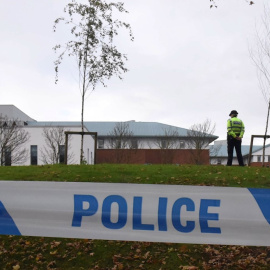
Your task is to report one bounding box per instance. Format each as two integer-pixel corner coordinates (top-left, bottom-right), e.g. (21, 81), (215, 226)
(0, 105), (218, 141)
(0, 105), (36, 122)
(248, 144), (270, 155)
(27, 120), (219, 139)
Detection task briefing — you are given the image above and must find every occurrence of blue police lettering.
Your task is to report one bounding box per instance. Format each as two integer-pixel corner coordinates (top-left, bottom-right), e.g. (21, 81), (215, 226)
(133, 197), (154, 230)
(72, 195), (98, 227)
(172, 197), (195, 233)
(199, 199), (221, 234)
(102, 195), (127, 229)
(72, 194), (221, 234)
(158, 197), (168, 231)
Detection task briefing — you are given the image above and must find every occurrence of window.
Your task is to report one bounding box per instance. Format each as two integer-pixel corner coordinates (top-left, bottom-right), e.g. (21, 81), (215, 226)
(115, 139), (121, 149)
(131, 139), (138, 149)
(98, 139), (104, 149)
(31, 145), (38, 165)
(4, 147), (11, 166)
(268, 156), (270, 163)
(161, 140), (167, 149)
(180, 141), (185, 149)
(257, 156), (261, 162)
(59, 145), (65, 164)
(217, 158), (222, 165)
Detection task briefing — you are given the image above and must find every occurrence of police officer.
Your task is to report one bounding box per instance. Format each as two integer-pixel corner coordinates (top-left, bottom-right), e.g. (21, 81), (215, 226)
(227, 110), (245, 166)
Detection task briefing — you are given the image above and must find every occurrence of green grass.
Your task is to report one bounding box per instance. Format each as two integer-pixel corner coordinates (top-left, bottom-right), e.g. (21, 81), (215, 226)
(0, 164), (270, 187)
(0, 164), (270, 269)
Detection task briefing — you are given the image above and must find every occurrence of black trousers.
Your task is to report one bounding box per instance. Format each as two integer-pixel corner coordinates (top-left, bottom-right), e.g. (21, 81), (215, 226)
(227, 136), (244, 166)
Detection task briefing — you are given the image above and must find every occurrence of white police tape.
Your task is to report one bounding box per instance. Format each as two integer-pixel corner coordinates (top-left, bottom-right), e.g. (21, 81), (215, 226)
(0, 181), (270, 246)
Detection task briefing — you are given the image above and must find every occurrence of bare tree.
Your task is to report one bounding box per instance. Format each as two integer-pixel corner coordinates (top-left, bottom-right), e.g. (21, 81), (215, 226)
(249, 4), (270, 167)
(153, 127), (183, 164)
(0, 115), (30, 166)
(154, 127), (182, 149)
(41, 126), (74, 164)
(106, 122), (139, 163)
(107, 122), (135, 149)
(186, 119), (216, 165)
(53, 0), (133, 164)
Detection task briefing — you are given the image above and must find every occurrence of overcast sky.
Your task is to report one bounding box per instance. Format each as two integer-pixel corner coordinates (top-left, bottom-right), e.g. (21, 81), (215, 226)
(0, 0), (268, 145)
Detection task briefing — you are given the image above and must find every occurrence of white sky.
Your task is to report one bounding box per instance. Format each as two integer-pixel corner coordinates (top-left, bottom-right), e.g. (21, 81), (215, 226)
(0, 0), (268, 145)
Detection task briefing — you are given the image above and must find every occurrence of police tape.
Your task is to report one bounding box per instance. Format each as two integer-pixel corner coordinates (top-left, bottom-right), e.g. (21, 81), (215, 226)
(0, 181), (270, 246)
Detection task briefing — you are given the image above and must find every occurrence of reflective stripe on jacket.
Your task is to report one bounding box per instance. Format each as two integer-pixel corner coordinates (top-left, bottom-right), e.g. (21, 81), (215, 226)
(227, 117), (245, 138)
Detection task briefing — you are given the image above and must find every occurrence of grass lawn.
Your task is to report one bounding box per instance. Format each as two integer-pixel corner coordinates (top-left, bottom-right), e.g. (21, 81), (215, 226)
(0, 164), (270, 269)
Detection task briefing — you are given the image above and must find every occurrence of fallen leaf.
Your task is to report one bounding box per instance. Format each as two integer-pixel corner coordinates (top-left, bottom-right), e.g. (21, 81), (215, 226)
(117, 263), (124, 270)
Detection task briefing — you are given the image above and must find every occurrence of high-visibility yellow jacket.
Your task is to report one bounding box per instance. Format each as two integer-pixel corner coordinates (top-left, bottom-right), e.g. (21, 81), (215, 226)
(227, 117), (245, 138)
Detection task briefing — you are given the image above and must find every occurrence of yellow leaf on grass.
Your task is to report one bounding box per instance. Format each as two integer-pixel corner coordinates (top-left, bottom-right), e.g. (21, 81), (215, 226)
(13, 265), (20, 270)
(117, 263), (124, 270)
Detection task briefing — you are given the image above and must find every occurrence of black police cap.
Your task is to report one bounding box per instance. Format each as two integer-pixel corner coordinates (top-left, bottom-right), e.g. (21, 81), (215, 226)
(229, 110), (238, 116)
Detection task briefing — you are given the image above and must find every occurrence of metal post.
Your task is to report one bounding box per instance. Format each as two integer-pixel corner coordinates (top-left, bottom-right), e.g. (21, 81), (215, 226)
(65, 132), (68, 165)
(64, 131), (98, 165)
(94, 133), (97, 164)
(248, 135), (254, 166)
(248, 135), (270, 166)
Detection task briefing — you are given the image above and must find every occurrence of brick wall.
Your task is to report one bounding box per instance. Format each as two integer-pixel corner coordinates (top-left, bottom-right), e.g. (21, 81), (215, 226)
(96, 149), (209, 164)
(250, 162), (270, 167)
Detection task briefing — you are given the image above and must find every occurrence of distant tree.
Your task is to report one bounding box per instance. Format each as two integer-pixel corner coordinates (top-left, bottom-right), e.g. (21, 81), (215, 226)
(153, 127), (184, 164)
(0, 115), (30, 166)
(154, 127), (182, 150)
(41, 126), (74, 164)
(53, 0), (134, 164)
(107, 122), (135, 149)
(249, 4), (270, 167)
(186, 119), (216, 165)
(107, 122), (139, 163)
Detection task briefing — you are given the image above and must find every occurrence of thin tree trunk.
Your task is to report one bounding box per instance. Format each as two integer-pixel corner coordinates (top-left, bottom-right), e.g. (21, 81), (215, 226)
(262, 100), (270, 167)
(80, 94), (85, 164)
(79, 18), (92, 165)
(80, 35), (90, 164)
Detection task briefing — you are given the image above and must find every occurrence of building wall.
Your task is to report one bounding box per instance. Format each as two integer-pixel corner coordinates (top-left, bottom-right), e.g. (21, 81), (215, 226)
(11, 126), (95, 166)
(96, 149), (210, 165)
(99, 137), (196, 150)
(210, 146), (270, 166)
(249, 147), (270, 166)
(210, 140), (249, 166)
(62, 129), (95, 165)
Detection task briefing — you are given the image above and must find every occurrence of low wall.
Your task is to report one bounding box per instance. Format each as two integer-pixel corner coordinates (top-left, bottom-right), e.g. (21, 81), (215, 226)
(96, 149), (209, 165)
(250, 162), (270, 167)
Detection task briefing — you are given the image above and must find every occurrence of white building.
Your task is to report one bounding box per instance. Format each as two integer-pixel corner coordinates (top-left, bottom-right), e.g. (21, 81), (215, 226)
(210, 140), (266, 166)
(24, 125), (95, 165)
(29, 120), (217, 150)
(0, 105), (219, 166)
(249, 144), (270, 165)
(0, 105), (95, 166)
